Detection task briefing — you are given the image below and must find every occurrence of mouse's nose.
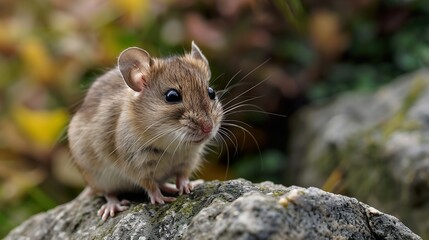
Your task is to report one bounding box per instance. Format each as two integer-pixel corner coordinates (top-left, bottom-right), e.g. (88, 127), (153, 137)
(200, 121), (213, 134)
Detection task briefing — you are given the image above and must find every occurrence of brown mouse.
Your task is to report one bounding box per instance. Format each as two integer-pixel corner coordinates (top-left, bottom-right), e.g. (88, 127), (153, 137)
(68, 42), (223, 220)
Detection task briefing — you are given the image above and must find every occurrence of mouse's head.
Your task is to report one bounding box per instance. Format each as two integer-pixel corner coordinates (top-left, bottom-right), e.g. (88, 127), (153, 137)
(118, 42), (223, 149)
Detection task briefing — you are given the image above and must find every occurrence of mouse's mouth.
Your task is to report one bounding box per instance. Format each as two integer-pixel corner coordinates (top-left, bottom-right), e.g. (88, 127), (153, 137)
(189, 135), (207, 144)
(192, 138), (204, 144)
(188, 132), (212, 144)
(184, 121), (216, 144)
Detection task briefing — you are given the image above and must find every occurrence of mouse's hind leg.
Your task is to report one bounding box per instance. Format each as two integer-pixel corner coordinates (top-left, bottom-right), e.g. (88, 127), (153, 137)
(97, 194), (130, 221)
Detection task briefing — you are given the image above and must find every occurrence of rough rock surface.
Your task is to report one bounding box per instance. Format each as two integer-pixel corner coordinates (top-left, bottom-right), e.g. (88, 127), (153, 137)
(6, 179), (421, 240)
(289, 69), (429, 238)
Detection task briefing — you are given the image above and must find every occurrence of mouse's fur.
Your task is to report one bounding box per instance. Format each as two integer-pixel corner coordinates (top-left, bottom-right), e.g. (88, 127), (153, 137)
(68, 42), (223, 219)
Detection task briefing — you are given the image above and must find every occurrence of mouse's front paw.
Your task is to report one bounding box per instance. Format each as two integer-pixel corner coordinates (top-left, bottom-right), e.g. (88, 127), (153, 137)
(176, 177), (193, 195)
(97, 195), (130, 221)
(148, 188), (176, 204)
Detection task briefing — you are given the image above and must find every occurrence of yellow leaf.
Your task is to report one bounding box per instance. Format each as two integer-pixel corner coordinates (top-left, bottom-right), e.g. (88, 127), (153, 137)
(322, 168), (344, 193)
(110, 0), (150, 25)
(19, 38), (56, 84)
(112, 0), (148, 15)
(309, 10), (349, 58)
(12, 105), (69, 150)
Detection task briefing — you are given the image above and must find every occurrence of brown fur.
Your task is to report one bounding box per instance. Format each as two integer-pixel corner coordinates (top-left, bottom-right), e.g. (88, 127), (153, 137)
(68, 43), (223, 201)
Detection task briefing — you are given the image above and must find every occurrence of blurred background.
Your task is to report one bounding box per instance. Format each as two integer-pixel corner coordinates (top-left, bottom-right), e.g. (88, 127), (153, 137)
(1, 0), (429, 237)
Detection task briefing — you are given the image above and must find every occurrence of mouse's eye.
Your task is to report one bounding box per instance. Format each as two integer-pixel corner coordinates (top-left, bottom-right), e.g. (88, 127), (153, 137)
(165, 89), (182, 103)
(208, 87), (216, 100)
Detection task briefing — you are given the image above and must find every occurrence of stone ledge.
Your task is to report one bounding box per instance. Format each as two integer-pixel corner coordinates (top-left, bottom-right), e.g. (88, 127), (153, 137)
(5, 179), (422, 240)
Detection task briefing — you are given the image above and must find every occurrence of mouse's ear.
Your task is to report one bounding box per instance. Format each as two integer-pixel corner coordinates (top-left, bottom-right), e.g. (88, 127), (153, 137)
(118, 47), (152, 92)
(191, 41), (208, 66)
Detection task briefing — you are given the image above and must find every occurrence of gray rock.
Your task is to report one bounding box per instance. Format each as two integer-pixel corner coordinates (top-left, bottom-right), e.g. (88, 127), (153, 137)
(5, 179), (421, 240)
(289, 69), (429, 238)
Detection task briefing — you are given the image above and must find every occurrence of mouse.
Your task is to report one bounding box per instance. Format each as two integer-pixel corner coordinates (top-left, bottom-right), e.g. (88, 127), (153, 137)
(68, 42), (223, 220)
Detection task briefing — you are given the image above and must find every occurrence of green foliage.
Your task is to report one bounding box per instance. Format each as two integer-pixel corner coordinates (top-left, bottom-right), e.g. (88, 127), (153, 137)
(309, 0), (429, 101)
(0, 186), (57, 235)
(233, 150), (286, 184)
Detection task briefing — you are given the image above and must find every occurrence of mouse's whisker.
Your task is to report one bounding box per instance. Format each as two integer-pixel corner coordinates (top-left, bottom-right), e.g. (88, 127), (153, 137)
(210, 98), (223, 114)
(216, 82), (250, 101)
(222, 98), (286, 117)
(222, 96), (263, 113)
(169, 131), (186, 161)
(223, 58), (269, 93)
(111, 130), (168, 169)
(223, 103), (262, 115)
(215, 71), (242, 100)
(141, 127), (178, 152)
(204, 145), (217, 154)
(218, 131), (239, 171)
(223, 69), (242, 90)
(152, 128), (183, 180)
(221, 122), (262, 162)
(210, 134), (224, 162)
(236, 59), (270, 84)
(218, 58), (270, 101)
(225, 109), (286, 118)
(211, 72), (226, 85)
(221, 75), (271, 108)
(216, 131), (231, 180)
(218, 128), (239, 156)
(222, 119), (253, 129)
(108, 119), (162, 158)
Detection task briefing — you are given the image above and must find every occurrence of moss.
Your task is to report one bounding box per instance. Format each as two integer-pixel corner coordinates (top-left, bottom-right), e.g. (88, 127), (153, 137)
(147, 181), (223, 225)
(342, 138), (398, 203)
(177, 198), (195, 218)
(382, 78), (425, 140)
(131, 203), (146, 213)
(271, 190), (287, 198)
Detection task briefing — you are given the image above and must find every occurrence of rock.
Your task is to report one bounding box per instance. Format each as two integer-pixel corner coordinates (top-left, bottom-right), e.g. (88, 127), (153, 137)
(289, 69), (429, 238)
(5, 179), (421, 240)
